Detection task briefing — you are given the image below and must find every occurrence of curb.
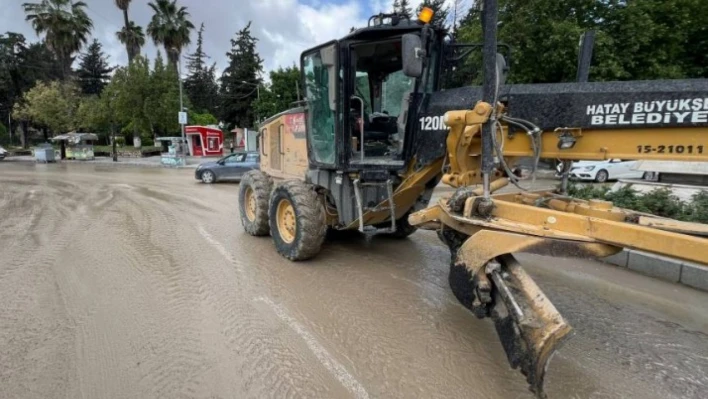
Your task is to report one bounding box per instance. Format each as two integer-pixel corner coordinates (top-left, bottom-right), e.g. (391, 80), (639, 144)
(2, 157), (199, 169)
(602, 249), (708, 292)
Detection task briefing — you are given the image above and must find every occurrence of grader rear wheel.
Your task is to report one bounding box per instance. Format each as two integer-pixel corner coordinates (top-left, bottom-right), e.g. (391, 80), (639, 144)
(239, 170), (272, 236)
(276, 199), (297, 243)
(269, 181), (327, 261)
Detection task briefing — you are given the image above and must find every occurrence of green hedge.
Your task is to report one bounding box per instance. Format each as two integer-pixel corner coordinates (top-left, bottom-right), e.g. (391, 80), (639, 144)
(93, 145), (162, 156)
(566, 183), (708, 224)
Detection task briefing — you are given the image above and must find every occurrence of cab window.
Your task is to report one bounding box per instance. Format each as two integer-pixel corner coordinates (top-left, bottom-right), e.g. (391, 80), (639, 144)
(303, 44), (337, 165)
(349, 39), (415, 161)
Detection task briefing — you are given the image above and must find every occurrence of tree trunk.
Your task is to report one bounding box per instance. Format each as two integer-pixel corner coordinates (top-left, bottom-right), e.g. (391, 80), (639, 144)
(133, 127), (141, 149)
(42, 127), (48, 142)
(20, 121), (28, 149)
(123, 9), (133, 63)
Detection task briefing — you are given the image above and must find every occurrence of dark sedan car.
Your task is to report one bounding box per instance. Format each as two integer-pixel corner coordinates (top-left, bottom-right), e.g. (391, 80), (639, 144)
(195, 152), (260, 183)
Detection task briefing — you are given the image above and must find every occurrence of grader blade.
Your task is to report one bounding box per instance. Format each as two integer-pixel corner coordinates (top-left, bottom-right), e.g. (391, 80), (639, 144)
(485, 254), (572, 398)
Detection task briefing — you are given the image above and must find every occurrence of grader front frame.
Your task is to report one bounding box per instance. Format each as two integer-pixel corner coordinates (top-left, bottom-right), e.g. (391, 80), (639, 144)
(409, 100), (708, 398)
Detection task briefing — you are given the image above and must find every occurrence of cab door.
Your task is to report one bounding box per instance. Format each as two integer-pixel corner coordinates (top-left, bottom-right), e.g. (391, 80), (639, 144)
(301, 41), (338, 167)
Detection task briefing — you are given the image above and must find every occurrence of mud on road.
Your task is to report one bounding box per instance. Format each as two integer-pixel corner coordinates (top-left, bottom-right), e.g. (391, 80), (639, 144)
(1, 162), (707, 399)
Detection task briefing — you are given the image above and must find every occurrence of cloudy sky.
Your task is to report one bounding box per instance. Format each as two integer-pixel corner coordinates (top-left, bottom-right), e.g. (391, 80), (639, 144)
(0, 0), (460, 76)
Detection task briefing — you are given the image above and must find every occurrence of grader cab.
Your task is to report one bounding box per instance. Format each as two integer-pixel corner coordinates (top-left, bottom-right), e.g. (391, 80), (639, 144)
(239, 11), (449, 259)
(239, 3), (708, 397)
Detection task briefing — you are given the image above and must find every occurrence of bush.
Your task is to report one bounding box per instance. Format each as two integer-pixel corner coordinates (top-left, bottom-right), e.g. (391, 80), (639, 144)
(684, 191), (708, 224)
(565, 182), (706, 224)
(141, 135), (154, 147)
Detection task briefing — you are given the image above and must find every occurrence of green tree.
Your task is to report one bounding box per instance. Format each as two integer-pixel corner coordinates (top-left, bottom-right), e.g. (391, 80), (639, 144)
(452, 0), (707, 86)
(75, 95), (110, 134)
(147, 0), (195, 67)
(392, 0), (412, 19)
(601, 0), (707, 79)
(184, 23), (219, 115)
(13, 80), (80, 138)
(22, 0), (93, 77)
(252, 66), (301, 119)
(220, 21), (264, 128)
(188, 111), (217, 126)
(0, 122), (8, 146)
(146, 51), (184, 138)
(110, 55), (152, 145)
(76, 39), (114, 95)
(0, 33), (62, 147)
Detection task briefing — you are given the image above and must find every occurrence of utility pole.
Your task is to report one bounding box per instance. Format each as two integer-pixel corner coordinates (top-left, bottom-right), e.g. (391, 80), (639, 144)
(241, 80), (261, 125)
(111, 92), (118, 162)
(112, 122), (117, 162)
(177, 51), (187, 165)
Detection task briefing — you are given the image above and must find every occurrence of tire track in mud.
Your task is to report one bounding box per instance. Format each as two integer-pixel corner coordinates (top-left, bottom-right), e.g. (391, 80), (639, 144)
(201, 210), (531, 398)
(111, 192), (215, 398)
(4, 164), (707, 399)
(0, 179), (99, 398)
(240, 236), (529, 398)
(193, 223), (357, 398)
(100, 188), (343, 398)
(253, 296), (370, 399)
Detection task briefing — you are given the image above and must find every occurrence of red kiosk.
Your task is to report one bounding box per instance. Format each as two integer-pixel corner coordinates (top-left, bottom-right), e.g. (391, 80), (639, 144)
(185, 126), (224, 157)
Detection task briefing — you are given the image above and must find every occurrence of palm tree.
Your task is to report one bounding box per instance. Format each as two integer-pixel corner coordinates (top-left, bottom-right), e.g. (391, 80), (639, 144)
(114, 0), (142, 63)
(22, 0), (93, 77)
(147, 0), (195, 66)
(116, 21), (145, 62)
(115, 0), (131, 28)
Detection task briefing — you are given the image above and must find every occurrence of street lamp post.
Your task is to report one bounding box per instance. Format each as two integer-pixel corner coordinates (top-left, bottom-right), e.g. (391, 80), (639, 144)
(112, 122), (117, 162)
(111, 91), (118, 162)
(177, 53), (187, 165)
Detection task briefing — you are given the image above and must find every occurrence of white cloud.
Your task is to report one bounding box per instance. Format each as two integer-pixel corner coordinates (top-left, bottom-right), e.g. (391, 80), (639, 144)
(0, 0), (471, 78)
(0, 0), (369, 77)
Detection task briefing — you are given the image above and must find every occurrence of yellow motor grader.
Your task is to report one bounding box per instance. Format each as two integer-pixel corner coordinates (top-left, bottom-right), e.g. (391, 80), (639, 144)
(238, 2), (708, 396)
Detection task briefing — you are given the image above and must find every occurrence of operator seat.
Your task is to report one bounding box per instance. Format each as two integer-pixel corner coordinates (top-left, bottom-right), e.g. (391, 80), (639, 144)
(394, 89), (412, 149)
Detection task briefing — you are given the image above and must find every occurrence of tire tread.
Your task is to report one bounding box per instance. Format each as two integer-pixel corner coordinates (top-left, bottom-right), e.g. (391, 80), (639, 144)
(269, 180), (326, 261)
(239, 170), (272, 236)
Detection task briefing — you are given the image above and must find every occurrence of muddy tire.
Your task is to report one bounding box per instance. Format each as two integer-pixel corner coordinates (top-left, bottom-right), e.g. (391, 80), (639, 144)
(239, 170), (272, 236)
(269, 180), (326, 261)
(385, 212), (417, 238)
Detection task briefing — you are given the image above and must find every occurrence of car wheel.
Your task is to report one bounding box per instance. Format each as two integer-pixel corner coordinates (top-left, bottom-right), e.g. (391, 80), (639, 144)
(201, 170), (216, 184)
(595, 169), (609, 183)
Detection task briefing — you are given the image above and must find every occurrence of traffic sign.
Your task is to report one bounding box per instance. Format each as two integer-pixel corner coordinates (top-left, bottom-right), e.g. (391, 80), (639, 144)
(178, 111), (188, 124)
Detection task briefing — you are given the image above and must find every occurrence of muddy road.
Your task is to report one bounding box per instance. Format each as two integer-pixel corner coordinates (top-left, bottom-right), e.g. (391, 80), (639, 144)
(1, 162), (707, 399)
